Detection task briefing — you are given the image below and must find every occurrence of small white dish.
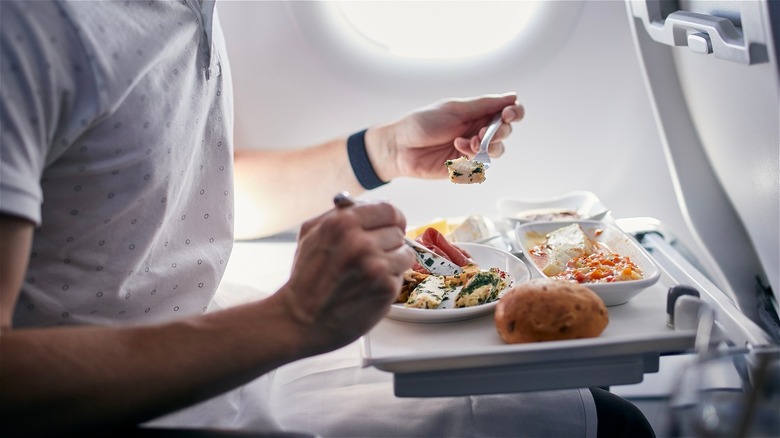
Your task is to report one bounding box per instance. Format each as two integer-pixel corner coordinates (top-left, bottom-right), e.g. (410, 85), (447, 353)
(497, 191), (609, 224)
(515, 220), (661, 306)
(386, 243), (530, 323)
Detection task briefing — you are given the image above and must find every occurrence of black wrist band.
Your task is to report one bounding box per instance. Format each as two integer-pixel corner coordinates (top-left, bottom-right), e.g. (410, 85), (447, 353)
(347, 129), (388, 190)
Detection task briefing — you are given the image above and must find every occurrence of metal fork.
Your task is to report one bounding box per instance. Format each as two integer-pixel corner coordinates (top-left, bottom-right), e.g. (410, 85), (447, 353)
(472, 112), (503, 169)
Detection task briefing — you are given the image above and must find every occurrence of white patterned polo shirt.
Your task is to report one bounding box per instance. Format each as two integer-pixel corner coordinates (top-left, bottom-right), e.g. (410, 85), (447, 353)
(1, 0), (235, 327)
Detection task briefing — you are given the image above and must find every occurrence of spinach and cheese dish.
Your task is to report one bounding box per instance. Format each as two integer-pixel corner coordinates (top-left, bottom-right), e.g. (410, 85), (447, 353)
(445, 156), (485, 184)
(402, 265), (510, 310)
(404, 275), (450, 309)
(454, 268), (509, 308)
(398, 264), (479, 304)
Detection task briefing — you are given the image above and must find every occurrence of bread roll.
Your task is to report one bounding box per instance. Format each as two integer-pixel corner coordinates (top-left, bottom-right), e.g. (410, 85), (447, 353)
(495, 278), (608, 343)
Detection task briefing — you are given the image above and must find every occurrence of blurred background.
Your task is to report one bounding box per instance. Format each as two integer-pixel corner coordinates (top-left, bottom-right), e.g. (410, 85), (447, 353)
(219, 0), (691, 247)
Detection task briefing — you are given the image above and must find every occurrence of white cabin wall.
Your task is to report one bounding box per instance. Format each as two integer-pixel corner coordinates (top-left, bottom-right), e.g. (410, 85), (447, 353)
(218, 1), (698, 252)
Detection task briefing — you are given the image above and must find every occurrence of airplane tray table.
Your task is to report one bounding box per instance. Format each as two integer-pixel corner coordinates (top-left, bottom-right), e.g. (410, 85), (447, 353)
(360, 226), (699, 398)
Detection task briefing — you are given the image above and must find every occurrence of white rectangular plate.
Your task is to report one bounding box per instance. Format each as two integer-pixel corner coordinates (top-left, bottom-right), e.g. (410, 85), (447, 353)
(515, 220), (661, 306)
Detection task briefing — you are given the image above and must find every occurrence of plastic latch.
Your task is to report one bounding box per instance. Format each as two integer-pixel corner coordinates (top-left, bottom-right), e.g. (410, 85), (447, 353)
(687, 32), (713, 55)
(667, 284), (701, 328)
(674, 295), (707, 331)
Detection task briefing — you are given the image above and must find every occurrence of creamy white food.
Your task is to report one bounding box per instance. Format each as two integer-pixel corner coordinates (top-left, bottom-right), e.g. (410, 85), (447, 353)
(445, 156), (485, 184)
(540, 223), (596, 276)
(527, 223), (644, 284)
(446, 215), (491, 243)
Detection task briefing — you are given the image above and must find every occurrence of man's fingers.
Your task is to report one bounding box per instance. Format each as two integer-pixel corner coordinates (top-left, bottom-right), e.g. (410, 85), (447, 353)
(480, 119), (513, 143)
(502, 103), (525, 123)
(488, 141), (505, 158)
(336, 201), (406, 232)
(368, 226), (405, 252)
(388, 244), (415, 276)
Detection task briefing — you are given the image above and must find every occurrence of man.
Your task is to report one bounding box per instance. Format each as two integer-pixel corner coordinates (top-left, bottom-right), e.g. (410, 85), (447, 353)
(0, 1), (652, 437)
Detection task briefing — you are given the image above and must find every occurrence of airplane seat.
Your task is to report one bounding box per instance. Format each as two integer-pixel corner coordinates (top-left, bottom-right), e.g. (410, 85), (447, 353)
(625, 0), (780, 341)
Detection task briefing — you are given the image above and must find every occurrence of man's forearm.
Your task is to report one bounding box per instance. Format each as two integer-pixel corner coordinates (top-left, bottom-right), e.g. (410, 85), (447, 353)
(0, 293), (306, 434)
(233, 138), (366, 239)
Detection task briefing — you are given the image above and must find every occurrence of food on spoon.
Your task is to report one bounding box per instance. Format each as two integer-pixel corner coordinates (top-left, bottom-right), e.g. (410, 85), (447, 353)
(527, 223), (643, 283)
(445, 156), (485, 184)
(494, 278), (609, 343)
(455, 268), (509, 308)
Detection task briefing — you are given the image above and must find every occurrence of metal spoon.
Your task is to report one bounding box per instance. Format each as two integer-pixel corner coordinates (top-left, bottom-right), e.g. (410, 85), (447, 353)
(472, 112), (503, 169)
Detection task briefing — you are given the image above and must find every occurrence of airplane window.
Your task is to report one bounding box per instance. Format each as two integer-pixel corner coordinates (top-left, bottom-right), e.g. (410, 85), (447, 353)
(281, 1), (582, 88)
(333, 1), (540, 60)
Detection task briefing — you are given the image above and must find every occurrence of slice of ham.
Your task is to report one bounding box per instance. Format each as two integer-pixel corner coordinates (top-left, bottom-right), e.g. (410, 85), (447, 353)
(411, 227), (473, 273)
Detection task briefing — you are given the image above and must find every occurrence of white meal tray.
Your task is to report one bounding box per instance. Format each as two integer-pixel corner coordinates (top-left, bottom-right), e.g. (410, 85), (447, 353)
(360, 226), (700, 397)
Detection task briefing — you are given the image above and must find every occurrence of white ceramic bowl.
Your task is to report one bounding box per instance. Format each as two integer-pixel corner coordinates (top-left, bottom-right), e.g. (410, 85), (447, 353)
(497, 191), (609, 225)
(515, 220), (661, 306)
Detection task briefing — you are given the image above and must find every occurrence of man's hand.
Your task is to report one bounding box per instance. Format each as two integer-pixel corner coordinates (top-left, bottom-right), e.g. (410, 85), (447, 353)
(365, 93), (525, 181)
(277, 200), (414, 355)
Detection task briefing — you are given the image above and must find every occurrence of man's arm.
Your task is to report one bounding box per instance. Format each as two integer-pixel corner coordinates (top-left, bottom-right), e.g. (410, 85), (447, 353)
(233, 137), (365, 240)
(0, 215), (305, 433)
(0, 216), (32, 328)
(233, 94), (523, 239)
(0, 206), (412, 434)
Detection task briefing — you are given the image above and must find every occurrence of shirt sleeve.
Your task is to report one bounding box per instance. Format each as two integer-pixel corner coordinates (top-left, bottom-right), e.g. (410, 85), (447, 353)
(0, 1), (98, 225)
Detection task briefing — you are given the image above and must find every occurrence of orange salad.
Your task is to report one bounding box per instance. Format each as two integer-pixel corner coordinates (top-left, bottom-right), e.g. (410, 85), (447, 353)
(552, 252), (643, 284)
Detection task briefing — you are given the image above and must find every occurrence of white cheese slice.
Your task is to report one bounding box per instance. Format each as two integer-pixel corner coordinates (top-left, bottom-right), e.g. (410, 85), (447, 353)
(446, 215), (491, 243)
